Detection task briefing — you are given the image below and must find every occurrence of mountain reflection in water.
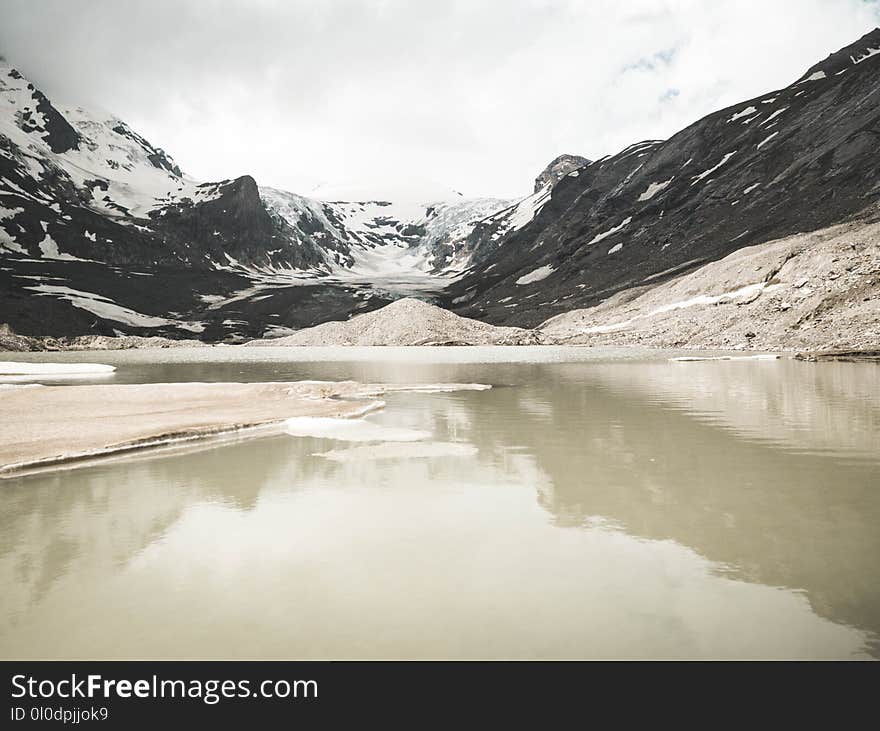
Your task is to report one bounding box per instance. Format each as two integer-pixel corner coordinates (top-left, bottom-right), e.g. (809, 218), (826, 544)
(1, 349), (877, 659)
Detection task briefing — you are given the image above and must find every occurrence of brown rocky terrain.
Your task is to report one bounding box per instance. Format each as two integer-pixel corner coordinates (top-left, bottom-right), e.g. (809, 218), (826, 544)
(539, 215), (880, 352)
(246, 297), (541, 346)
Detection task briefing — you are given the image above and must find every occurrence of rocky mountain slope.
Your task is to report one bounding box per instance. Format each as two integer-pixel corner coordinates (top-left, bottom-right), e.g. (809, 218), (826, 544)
(445, 28), (880, 329)
(2, 29), (879, 350)
(0, 59), (509, 340)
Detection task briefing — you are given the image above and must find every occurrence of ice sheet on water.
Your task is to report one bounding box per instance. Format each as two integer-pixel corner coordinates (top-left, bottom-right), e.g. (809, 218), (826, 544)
(0, 361), (116, 375)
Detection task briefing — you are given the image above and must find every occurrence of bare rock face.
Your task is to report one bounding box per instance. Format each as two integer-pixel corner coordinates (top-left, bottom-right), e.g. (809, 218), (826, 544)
(534, 154), (591, 192)
(246, 297), (543, 346)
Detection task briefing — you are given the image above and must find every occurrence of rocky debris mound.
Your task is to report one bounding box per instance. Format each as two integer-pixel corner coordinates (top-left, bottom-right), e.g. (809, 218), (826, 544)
(246, 297), (543, 346)
(0, 324), (207, 352)
(0, 324), (41, 352)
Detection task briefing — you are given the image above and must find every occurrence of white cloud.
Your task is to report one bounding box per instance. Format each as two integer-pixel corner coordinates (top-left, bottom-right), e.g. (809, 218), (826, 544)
(1, 0), (877, 200)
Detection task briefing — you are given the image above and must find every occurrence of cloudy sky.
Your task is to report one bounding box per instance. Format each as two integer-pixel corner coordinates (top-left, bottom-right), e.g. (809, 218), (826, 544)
(1, 0), (878, 200)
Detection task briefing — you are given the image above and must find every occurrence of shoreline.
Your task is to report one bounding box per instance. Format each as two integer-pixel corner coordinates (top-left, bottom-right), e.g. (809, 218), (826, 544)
(4, 343), (880, 359)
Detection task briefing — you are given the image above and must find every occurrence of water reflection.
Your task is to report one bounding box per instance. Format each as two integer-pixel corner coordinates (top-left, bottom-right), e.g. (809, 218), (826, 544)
(0, 352), (878, 658)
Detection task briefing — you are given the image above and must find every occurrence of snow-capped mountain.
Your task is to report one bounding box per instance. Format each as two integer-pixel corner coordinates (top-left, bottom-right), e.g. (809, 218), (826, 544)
(445, 28), (880, 327)
(2, 27), (879, 343)
(259, 188), (511, 275)
(0, 58), (511, 339)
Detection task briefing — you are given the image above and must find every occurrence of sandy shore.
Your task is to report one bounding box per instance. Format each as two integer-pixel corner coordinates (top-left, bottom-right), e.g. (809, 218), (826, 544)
(0, 380), (488, 476)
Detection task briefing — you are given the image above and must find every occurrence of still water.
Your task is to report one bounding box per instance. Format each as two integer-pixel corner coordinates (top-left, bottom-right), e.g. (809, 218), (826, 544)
(1, 347), (878, 659)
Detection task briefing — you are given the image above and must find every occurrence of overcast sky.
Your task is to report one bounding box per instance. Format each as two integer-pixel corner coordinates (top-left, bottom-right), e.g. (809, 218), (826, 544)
(1, 0), (878, 200)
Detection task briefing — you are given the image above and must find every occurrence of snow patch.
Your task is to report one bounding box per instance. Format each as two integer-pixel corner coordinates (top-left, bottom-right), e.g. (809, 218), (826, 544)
(586, 217), (632, 246)
(515, 264), (555, 286)
(799, 71), (826, 83)
(760, 107), (788, 126)
(691, 151), (736, 185)
(852, 47), (880, 64)
(577, 281), (778, 334)
(728, 106), (757, 122)
(757, 132), (779, 150)
(638, 178), (673, 202)
(24, 283), (192, 328)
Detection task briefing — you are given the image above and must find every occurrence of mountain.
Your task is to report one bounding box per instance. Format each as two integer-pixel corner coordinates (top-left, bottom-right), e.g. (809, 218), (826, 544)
(0, 59), (510, 340)
(444, 28), (880, 328)
(2, 29), (879, 348)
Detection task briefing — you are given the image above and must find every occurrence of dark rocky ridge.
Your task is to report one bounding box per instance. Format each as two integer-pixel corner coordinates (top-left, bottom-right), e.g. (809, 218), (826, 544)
(446, 28), (880, 328)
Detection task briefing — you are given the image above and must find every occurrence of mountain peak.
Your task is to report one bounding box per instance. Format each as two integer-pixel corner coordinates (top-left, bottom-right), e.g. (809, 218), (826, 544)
(534, 154), (591, 192)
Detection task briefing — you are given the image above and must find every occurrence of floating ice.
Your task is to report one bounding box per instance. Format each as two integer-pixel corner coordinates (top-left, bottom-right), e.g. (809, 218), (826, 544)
(283, 417), (430, 442)
(0, 362), (116, 375)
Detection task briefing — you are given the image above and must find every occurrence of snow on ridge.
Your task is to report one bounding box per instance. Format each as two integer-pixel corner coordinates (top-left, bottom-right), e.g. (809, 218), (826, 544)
(509, 185), (552, 231)
(617, 140), (663, 160)
(798, 70), (827, 84)
(0, 62), (228, 221)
